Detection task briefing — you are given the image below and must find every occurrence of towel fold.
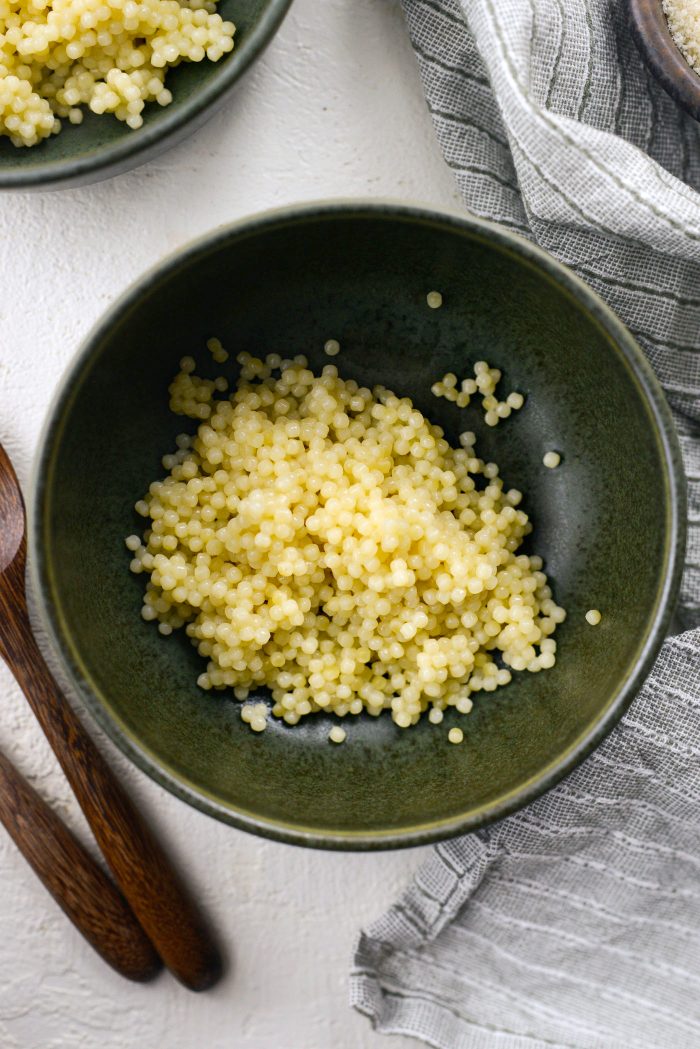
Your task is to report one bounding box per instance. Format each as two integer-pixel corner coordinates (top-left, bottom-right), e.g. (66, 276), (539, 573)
(351, 2), (700, 1045)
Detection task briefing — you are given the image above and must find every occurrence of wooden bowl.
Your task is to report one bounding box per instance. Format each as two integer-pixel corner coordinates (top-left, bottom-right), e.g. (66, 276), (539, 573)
(629, 0), (700, 119)
(30, 202), (685, 849)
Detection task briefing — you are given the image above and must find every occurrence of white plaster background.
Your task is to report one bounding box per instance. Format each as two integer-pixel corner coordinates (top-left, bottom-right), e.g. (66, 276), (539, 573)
(0, 2), (462, 1045)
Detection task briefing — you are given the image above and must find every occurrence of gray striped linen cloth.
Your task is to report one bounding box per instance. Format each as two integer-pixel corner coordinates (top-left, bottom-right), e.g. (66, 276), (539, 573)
(351, 1), (700, 1047)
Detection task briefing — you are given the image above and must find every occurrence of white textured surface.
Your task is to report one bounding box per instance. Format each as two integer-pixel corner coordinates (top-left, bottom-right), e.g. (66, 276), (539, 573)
(0, 2), (460, 1046)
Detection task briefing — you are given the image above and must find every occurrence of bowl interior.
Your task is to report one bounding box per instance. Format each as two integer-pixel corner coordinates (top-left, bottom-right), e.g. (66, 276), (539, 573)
(35, 207), (680, 847)
(0, 0), (289, 186)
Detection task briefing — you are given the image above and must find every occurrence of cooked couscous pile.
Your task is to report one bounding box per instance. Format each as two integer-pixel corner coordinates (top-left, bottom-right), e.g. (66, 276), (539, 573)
(664, 0), (700, 76)
(0, 0), (234, 147)
(127, 341), (565, 736)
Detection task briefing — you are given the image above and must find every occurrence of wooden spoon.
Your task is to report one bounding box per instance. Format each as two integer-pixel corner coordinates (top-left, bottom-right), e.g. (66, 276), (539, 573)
(0, 746), (161, 981)
(0, 442), (223, 991)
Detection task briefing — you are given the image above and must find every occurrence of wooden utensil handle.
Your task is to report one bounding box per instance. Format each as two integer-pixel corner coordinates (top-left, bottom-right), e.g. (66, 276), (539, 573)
(3, 620), (222, 991)
(0, 748), (161, 981)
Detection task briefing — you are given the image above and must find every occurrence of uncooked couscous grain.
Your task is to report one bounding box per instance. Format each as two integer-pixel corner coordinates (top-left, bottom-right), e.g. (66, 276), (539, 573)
(663, 0), (700, 76)
(128, 344), (565, 734)
(448, 727), (464, 744)
(0, 0), (235, 147)
(585, 609), (602, 626)
(426, 291), (443, 309)
(324, 340), (340, 357)
(329, 726), (346, 744)
(543, 451), (561, 469)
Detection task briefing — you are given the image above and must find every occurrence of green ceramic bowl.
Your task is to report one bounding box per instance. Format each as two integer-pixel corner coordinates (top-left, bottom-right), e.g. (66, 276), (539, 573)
(31, 202), (685, 849)
(0, 0), (292, 190)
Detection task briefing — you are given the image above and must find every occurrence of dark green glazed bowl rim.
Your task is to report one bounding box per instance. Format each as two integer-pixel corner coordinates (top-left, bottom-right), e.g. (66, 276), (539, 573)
(0, 0), (293, 191)
(30, 200), (687, 850)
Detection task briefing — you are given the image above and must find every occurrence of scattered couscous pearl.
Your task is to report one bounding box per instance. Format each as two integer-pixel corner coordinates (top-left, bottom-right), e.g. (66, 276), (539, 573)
(0, 0), (235, 148)
(125, 534), (141, 551)
(585, 609), (602, 626)
(324, 339), (340, 357)
(428, 708), (444, 724)
(426, 291), (443, 309)
(241, 701), (268, 731)
(329, 726), (346, 744)
(432, 360), (524, 427)
(207, 337), (229, 364)
(129, 348), (565, 734)
(448, 727), (464, 744)
(543, 451), (561, 469)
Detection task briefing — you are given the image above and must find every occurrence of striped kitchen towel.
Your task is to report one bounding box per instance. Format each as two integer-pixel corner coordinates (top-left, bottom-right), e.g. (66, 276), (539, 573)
(351, 1), (700, 1046)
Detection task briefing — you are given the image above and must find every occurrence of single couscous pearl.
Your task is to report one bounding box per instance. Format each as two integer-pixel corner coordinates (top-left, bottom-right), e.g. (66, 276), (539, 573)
(585, 609), (602, 626)
(426, 291), (443, 309)
(329, 725), (346, 743)
(324, 339), (340, 357)
(448, 727), (464, 744)
(543, 451), (561, 469)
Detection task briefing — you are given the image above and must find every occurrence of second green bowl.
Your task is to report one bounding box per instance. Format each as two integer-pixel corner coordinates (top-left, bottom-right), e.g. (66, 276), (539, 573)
(31, 201), (685, 848)
(0, 0), (292, 190)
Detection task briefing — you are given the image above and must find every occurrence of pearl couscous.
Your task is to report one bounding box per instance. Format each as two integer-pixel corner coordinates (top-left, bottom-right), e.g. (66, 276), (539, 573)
(0, 0), (235, 147)
(426, 291), (443, 309)
(432, 360), (525, 427)
(127, 345), (565, 734)
(240, 701), (268, 732)
(585, 609), (602, 626)
(207, 336), (229, 365)
(543, 451), (561, 469)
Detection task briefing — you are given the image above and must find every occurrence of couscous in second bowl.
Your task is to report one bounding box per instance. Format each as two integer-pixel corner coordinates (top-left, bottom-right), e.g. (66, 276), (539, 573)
(0, 0), (292, 190)
(31, 202), (685, 849)
(628, 0), (700, 120)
